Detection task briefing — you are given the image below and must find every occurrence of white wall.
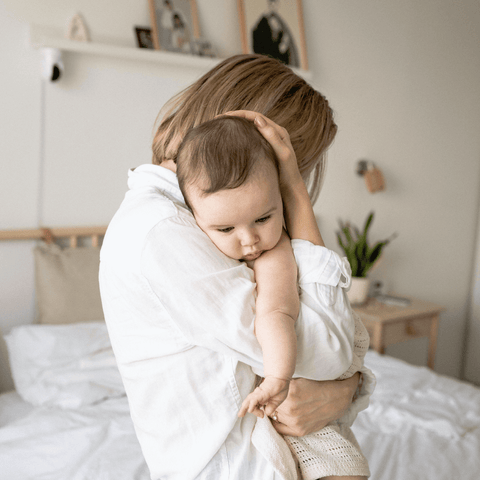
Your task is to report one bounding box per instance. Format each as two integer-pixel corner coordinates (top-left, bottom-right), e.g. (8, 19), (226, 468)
(0, 2), (42, 392)
(1, 0), (480, 391)
(306, 1), (480, 379)
(466, 212), (480, 385)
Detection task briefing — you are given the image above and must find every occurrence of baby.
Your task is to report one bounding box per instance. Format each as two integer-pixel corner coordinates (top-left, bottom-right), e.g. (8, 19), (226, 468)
(177, 116), (298, 417)
(176, 116), (370, 480)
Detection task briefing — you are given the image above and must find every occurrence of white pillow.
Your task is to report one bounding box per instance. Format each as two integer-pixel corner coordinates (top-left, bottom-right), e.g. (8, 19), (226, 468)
(5, 322), (125, 409)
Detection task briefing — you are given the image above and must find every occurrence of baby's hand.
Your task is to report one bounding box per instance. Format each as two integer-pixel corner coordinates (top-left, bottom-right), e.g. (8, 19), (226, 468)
(238, 376), (290, 419)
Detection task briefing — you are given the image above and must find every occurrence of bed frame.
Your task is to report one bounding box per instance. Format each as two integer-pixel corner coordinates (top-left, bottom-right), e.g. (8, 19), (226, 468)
(0, 226), (107, 248)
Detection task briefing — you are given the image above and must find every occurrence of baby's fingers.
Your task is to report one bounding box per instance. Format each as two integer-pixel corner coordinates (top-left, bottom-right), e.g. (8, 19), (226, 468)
(238, 395), (264, 418)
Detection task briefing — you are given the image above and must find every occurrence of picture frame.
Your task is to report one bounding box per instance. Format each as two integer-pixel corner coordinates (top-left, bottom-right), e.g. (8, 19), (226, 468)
(237, 0), (308, 70)
(148, 0), (200, 54)
(134, 27), (154, 49)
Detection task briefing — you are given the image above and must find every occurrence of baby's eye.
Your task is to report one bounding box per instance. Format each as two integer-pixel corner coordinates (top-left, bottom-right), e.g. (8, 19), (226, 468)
(217, 226), (234, 233)
(256, 215), (271, 224)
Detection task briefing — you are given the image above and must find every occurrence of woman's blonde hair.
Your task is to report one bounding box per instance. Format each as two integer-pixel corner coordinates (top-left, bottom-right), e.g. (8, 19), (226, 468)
(152, 54), (337, 203)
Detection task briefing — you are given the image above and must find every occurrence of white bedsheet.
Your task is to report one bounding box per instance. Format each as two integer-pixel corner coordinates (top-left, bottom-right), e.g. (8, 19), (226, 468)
(353, 351), (480, 480)
(1, 351), (479, 480)
(0, 392), (149, 480)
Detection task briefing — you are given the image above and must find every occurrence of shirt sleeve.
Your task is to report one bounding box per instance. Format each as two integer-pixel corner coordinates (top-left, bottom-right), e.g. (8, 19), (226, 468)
(338, 364), (376, 426)
(292, 239), (376, 416)
(141, 215), (354, 381)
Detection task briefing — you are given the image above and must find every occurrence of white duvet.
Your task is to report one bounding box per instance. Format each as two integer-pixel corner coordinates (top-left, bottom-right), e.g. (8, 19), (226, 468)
(1, 340), (480, 479)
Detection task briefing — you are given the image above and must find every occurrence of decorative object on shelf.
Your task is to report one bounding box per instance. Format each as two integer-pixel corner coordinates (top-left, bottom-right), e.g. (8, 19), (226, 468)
(41, 48), (63, 82)
(237, 0), (308, 70)
(135, 27), (154, 49)
(148, 0), (200, 54)
(356, 159), (385, 193)
(66, 13), (90, 42)
(337, 212), (397, 305)
(30, 23), (222, 72)
(192, 38), (216, 57)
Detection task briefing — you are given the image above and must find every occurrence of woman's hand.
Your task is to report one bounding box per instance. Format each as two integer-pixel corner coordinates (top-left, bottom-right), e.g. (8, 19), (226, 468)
(222, 111), (304, 196)
(271, 374), (360, 436)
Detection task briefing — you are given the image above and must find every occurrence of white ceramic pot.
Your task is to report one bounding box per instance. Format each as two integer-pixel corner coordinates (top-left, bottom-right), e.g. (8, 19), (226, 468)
(347, 277), (371, 305)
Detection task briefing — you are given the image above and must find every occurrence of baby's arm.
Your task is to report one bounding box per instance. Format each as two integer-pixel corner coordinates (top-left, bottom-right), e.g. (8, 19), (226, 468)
(238, 229), (299, 419)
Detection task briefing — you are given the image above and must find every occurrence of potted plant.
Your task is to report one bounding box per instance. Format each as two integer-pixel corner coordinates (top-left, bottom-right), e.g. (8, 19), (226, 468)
(336, 212), (396, 305)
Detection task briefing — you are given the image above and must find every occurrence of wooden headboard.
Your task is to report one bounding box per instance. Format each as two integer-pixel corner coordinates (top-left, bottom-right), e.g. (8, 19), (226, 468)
(0, 226), (109, 392)
(0, 226), (107, 248)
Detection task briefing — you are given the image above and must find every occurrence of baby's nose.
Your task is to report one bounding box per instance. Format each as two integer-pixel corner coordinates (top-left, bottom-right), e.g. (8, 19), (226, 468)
(240, 229), (259, 246)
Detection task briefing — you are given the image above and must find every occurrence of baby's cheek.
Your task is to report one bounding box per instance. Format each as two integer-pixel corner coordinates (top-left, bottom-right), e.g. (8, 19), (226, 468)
(272, 224), (284, 246)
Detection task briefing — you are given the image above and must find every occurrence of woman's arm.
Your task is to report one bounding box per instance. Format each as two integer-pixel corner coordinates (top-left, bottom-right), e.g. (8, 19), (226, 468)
(252, 114), (325, 247)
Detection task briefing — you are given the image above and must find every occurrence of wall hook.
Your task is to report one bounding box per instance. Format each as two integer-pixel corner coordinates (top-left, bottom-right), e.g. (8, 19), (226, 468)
(356, 160), (369, 176)
(356, 159), (385, 193)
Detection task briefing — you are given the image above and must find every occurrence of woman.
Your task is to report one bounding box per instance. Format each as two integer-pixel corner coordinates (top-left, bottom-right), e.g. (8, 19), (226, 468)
(100, 54), (374, 480)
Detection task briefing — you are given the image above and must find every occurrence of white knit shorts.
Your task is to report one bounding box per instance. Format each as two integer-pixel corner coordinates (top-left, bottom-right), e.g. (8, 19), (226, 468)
(285, 422), (370, 479)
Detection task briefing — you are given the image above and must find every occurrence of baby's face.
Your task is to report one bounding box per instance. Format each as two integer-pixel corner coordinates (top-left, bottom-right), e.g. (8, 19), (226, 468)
(188, 162), (283, 261)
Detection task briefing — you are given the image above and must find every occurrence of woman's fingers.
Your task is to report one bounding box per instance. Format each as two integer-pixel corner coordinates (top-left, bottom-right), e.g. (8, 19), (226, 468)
(222, 110), (259, 121)
(224, 111), (290, 142)
(224, 111), (294, 160)
(264, 402), (279, 418)
(223, 110), (303, 194)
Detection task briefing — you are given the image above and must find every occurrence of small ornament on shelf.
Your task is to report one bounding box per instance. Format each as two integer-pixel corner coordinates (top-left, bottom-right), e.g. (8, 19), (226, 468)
(135, 27), (155, 49)
(66, 13), (90, 42)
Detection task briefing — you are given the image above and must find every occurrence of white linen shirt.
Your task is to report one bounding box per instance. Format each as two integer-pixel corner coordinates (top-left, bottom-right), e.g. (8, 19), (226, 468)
(99, 164), (374, 480)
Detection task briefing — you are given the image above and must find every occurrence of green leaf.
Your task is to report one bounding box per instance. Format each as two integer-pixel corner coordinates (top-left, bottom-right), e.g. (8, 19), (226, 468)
(342, 225), (354, 246)
(367, 242), (387, 264)
(336, 232), (347, 254)
(348, 255), (359, 276)
(363, 212), (374, 240)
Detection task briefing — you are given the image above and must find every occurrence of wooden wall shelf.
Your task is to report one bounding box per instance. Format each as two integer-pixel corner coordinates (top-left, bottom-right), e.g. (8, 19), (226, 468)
(29, 24), (312, 80)
(29, 24), (221, 71)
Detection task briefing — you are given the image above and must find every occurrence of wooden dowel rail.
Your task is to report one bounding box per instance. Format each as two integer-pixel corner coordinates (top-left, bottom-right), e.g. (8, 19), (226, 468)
(0, 226), (107, 246)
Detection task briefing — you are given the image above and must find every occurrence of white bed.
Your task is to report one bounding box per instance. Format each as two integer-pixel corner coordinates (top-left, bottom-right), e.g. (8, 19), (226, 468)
(1, 229), (479, 480)
(2, 327), (479, 480)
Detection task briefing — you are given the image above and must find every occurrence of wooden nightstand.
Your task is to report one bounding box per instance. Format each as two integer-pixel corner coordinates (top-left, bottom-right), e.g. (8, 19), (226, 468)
(353, 297), (445, 369)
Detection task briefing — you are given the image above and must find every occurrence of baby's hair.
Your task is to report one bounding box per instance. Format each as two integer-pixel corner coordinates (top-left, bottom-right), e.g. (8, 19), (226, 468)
(176, 116), (279, 209)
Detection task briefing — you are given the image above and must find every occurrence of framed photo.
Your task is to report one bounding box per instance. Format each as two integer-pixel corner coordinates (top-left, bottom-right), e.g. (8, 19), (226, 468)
(148, 0), (200, 54)
(237, 0), (308, 70)
(135, 27), (154, 49)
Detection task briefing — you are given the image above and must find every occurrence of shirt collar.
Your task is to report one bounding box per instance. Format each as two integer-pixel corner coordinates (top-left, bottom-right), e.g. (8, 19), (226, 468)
(128, 164), (185, 205)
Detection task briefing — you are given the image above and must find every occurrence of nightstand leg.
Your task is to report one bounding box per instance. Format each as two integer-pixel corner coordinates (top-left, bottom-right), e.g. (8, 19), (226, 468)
(371, 323), (385, 354)
(427, 315), (439, 369)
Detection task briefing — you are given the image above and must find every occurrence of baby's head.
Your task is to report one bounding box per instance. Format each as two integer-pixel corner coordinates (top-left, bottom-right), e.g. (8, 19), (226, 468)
(177, 116), (284, 261)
